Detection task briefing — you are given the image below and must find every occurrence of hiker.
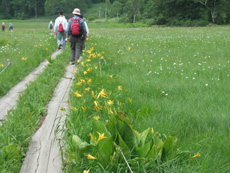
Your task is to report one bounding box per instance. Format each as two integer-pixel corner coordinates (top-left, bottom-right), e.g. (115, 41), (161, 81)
(9, 23), (13, 32)
(48, 21), (53, 32)
(54, 11), (67, 50)
(79, 14), (89, 51)
(66, 8), (87, 65)
(2, 22), (5, 32)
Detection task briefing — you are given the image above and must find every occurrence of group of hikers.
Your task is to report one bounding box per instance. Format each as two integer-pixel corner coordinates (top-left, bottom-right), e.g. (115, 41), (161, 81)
(49, 8), (89, 65)
(1, 22), (13, 32)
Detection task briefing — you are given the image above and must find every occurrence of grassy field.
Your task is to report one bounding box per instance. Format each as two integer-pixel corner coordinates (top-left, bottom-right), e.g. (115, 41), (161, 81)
(63, 25), (230, 172)
(0, 20), (57, 97)
(0, 19), (230, 172)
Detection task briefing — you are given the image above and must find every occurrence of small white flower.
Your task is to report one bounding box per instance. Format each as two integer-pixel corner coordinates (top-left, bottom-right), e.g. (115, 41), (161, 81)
(165, 93), (168, 96)
(193, 77), (195, 80)
(205, 84), (208, 86)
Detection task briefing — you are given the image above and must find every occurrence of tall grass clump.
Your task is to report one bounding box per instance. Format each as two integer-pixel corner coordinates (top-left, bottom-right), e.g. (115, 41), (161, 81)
(0, 49), (69, 172)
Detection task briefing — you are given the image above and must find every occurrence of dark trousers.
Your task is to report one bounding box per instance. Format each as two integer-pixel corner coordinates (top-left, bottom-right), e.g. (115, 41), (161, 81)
(70, 36), (84, 62)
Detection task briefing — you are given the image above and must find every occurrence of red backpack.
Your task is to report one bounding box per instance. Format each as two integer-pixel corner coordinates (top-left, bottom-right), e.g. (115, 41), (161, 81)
(58, 23), (64, 32)
(2, 24), (5, 28)
(71, 18), (81, 35)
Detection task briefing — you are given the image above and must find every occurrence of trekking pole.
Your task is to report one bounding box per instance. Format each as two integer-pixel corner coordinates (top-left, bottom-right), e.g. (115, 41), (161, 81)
(120, 148), (133, 173)
(0, 59), (11, 75)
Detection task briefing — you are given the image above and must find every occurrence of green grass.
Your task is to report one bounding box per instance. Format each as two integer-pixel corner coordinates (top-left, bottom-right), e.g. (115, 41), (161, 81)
(63, 26), (230, 172)
(0, 21), (57, 97)
(0, 48), (70, 172)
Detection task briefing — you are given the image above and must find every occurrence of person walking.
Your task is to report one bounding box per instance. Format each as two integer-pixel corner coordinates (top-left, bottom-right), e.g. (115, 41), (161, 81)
(66, 8), (87, 65)
(48, 21), (53, 32)
(79, 14), (89, 51)
(54, 11), (67, 50)
(2, 22), (5, 32)
(9, 23), (13, 32)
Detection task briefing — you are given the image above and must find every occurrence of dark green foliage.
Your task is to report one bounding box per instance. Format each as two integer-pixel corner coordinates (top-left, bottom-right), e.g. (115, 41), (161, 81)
(0, 0), (230, 25)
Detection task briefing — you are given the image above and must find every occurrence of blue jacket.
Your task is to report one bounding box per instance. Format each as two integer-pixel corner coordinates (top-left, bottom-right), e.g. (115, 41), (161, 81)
(66, 15), (86, 36)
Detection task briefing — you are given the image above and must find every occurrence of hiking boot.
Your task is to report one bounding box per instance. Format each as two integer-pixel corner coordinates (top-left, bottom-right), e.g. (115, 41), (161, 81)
(70, 61), (75, 65)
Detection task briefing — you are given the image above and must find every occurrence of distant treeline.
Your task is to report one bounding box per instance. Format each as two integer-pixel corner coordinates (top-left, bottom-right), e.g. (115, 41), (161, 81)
(1, 0), (230, 26)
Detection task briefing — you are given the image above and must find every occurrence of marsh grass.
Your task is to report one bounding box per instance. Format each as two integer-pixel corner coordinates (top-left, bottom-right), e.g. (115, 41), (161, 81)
(0, 48), (70, 172)
(93, 27), (230, 172)
(0, 21), (57, 97)
(64, 26), (230, 172)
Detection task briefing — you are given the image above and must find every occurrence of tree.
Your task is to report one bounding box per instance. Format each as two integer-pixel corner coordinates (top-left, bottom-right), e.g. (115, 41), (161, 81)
(194, 0), (230, 24)
(124, 0), (144, 25)
(111, 1), (122, 18)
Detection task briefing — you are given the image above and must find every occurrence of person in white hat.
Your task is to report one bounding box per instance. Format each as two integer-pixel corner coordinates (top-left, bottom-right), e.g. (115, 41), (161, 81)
(66, 8), (87, 65)
(54, 11), (67, 50)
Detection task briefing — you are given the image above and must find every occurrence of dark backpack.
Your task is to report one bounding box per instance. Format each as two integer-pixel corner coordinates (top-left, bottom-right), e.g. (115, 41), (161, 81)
(58, 23), (64, 32)
(71, 18), (81, 35)
(49, 23), (53, 29)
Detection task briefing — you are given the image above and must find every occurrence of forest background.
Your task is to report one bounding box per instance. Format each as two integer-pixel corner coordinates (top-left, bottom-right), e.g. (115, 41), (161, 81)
(1, 0), (230, 26)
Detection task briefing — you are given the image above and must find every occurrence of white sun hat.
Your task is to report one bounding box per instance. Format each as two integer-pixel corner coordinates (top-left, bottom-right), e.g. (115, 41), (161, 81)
(72, 8), (81, 15)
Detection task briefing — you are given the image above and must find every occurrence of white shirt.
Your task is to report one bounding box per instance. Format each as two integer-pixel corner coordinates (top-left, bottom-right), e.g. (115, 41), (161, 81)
(54, 16), (67, 32)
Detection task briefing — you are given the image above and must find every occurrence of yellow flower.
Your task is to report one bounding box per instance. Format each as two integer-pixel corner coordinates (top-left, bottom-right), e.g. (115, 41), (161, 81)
(94, 101), (102, 112)
(92, 91), (95, 98)
(151, 128), (154, 134)
(108, 108), (113, 114)
(102, 52), (104, 54)
(35, 45), (38, 47)
(128, 47), (131, 50)
(85, 87), (90, 92)
(97, 53), (101, 57)
(60, 107), (65, 111)
(128, 98), (132, 103)
(84, 71), (87, 75)
(66, 45), (69, 48)
(87, 154), (96, 160)
(107, 100), (114, 105)
(76, 81), (82, 86)
(81, 62), (84, 66)
(40, 44), (43, 47)
(1, 64), (4, 67)
(21, 57), (27, 61)
(87, 67), (93, 72)
(70, 105), (77, 111)
(66, 124), (70, 129)
(108, 57), (111, 60)
(81, 106), (86, 111)
(118, 86), (122, 90)
(77, 59), (80, 63)
(46, 48), (48, 51)
(82, 49), (85, 52)
(135, 130), (139, 135)
(191, 153), (201, 158)
(95, 43), (97, 46)
(94, 66), (98, 69)
(83, 169), (90, 173)
(109, 75), (113, 78)
(97, 89), (107, 99)
(93, 116), (100, 120)
(74, 91), (82, 97)
(101, 56), (104, 60)
(97, 132), (107, 142)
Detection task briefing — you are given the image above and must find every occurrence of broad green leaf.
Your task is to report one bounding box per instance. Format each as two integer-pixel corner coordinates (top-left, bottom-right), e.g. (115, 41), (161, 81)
(116, 112), (134, 130)
(138, 128), (151, 147)
(162, 136), (178, 161)
(153, 134), (164, 147)
(117, 119), (136, 149)
(92, 119), (110, 137)
(72, 135), (83, 148)
(98, 136), (114, 166)
(135, 141), (152, 158)
(106, 115), (117, 140)
(118, 133), (131, 158)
